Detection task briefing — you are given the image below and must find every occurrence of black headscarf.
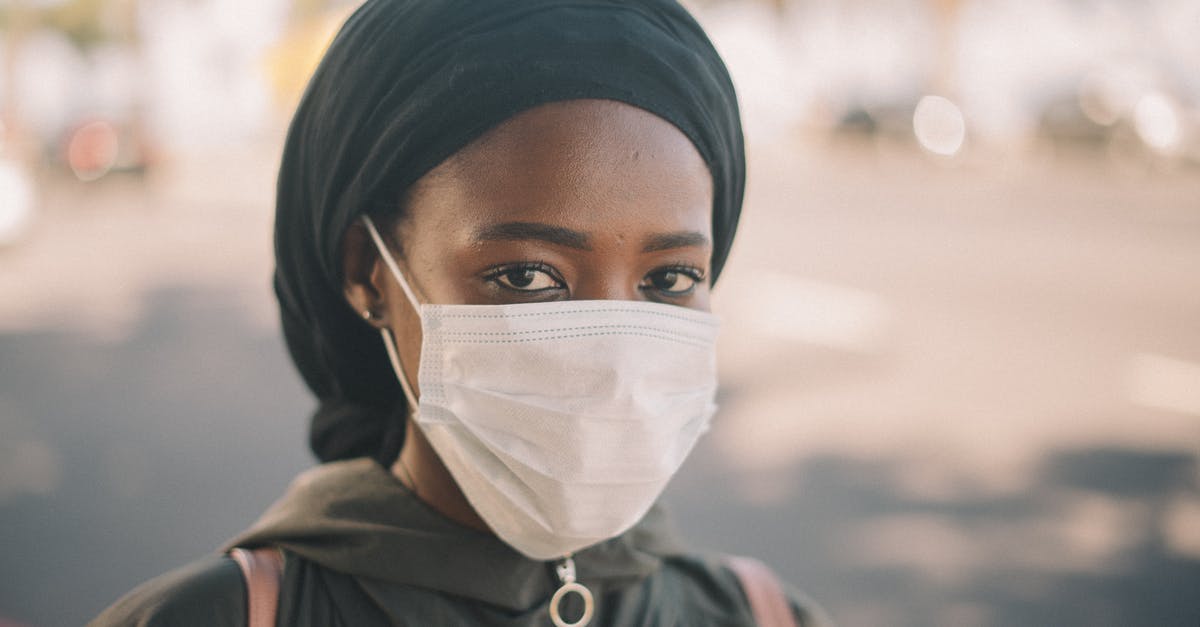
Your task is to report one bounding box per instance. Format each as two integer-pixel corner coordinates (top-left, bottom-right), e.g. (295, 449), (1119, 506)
(274, 0), (745, 464)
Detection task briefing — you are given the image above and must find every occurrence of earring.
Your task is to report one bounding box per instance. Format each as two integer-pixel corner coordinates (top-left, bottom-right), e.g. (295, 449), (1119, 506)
(362, 309), (381, 322)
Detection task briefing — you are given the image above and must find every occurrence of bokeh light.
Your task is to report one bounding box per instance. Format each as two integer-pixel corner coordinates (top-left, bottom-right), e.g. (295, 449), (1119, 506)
(1134, 92), (1184, 154)
(0, 160), (36, 247)
(912, 95), (966, 157)
(1077, 71), (1126, 127)
(66, 120), (121, 181)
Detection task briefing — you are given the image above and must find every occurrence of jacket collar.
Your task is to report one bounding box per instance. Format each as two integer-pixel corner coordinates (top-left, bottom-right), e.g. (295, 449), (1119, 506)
(226, 459), (687, 610)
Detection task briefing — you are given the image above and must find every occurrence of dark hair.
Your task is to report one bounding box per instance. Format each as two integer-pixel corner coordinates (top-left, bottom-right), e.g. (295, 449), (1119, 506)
(273, 0), (745, 463)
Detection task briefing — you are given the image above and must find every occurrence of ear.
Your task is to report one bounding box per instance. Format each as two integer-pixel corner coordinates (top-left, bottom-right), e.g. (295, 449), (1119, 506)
(341, 220), (386, 326)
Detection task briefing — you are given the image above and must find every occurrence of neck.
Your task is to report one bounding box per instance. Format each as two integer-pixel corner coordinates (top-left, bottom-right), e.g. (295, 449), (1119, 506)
(391, 421), (491, 533)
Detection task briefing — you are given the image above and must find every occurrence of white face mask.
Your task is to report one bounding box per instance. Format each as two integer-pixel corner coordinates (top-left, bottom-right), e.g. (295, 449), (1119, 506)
(362, 216), (720, 560)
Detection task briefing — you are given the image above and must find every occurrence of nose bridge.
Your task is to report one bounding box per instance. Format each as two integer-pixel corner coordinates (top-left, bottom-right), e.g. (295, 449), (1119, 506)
(574, 264), (640, 302)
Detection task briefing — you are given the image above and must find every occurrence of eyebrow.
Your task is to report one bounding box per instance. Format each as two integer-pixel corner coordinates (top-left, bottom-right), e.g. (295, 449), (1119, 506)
(641, 231), (710, 253)
(473, 222), (592, 250)
(472, 221), (710, 253)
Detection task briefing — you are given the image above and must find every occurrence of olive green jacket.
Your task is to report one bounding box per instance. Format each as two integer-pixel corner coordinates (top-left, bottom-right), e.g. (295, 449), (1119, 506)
(90, 459), (831, 626)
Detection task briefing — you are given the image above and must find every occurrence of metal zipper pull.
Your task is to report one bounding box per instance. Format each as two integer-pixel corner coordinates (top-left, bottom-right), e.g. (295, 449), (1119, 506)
(549, 554), (594, 627)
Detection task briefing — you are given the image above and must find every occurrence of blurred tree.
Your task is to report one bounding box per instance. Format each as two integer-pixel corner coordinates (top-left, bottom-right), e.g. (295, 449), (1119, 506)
(1, 0), (148, 175)
(0, 0), (134, 52)
(930, 0), (962, 97)
(266, 0), (354, 111)
(291, 0), (336, 21)
(2, 0), (35, 165)
(42, 0), (112, 52)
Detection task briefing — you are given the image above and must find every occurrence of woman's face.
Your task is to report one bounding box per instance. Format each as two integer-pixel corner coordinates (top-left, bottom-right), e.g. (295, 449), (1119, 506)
(345, 98), (713, 390)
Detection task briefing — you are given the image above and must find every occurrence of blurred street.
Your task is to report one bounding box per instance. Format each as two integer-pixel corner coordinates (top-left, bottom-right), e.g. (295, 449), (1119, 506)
(2, 0), (1200, 625)
(1, 138), (1197, 626)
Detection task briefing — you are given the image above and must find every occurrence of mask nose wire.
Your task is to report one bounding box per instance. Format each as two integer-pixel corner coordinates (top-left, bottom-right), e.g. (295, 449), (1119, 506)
(361, 215), (421, 412)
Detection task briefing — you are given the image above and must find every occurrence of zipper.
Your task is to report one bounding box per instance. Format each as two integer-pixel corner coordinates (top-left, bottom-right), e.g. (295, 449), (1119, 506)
(549, 554), (594, 627)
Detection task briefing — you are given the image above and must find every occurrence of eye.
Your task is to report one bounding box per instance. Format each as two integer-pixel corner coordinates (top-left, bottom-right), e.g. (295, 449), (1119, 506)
(486, 263), (564, 292)
(641, 265), (704, 297)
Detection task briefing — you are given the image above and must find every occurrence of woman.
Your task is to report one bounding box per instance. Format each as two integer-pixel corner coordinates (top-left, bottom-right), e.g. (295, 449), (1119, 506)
(91, 1), (830, 625)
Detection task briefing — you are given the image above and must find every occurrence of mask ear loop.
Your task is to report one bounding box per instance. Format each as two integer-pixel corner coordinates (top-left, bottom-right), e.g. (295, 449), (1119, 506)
(362, 215), (421, 310)
(361, 215), (422, 413)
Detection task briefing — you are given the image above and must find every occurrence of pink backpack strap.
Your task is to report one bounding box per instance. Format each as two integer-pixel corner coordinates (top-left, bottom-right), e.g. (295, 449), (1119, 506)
(229, 547), (284, 627)
(725, 555), (799, 627)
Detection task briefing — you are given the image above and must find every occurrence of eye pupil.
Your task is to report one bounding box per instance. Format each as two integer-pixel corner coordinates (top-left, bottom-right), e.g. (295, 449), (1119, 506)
(654, 271), (679, 290)
(507, 269), (536, 288)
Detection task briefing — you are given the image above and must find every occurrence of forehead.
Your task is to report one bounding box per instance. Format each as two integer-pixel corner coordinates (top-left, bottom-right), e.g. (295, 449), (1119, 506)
(403, 99), (713, 243)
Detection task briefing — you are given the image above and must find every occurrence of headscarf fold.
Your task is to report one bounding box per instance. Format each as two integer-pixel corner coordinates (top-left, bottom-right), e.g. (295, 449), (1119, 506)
(274, 0), (745, 462)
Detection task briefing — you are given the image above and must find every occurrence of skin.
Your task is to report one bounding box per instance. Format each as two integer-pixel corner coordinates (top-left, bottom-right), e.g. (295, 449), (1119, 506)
(341, 98), (714, 534)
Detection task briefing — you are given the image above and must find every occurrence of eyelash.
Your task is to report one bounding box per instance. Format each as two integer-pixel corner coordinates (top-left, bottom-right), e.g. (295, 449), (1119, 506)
(643, 263), (706, 297)
(483, 261), (564, 292)
(481, 262), (707, 296)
